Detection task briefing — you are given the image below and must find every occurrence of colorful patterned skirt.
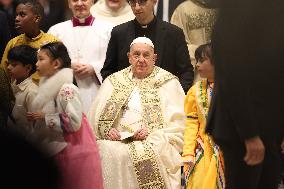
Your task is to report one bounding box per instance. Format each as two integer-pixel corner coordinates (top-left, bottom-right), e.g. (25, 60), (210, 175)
(184, 137), (225, 189)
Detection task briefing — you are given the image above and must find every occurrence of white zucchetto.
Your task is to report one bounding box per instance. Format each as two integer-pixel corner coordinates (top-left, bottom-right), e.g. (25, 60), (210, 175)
(130, 37), (154, 49)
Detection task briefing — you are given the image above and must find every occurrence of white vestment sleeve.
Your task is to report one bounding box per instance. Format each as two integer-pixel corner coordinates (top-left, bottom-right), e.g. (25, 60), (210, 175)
(147, 78), (186, 189)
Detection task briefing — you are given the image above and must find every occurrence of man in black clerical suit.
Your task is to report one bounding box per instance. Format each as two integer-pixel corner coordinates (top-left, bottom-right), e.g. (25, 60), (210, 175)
(101, 0), (193, 92)
(206, 0), (284, 188)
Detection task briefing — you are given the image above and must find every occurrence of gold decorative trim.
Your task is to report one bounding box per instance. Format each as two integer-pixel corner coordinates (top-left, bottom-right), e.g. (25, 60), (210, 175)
(97, 66), (176, 138)
(97, 66), (176, 187)
(128, 141), (166, 189)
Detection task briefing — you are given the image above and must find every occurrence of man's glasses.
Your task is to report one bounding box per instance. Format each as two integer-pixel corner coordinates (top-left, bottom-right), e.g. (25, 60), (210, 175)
(128, 0), (148, 7)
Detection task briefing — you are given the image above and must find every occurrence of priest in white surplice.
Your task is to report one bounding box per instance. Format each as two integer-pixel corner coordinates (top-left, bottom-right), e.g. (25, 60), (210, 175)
(48, 0), (113, 113)
(88, 37), (185, 189)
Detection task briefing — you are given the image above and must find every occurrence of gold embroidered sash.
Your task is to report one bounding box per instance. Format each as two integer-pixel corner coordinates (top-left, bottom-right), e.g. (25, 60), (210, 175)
(97, 66), (176, 188)
(97, 66), (176, 138)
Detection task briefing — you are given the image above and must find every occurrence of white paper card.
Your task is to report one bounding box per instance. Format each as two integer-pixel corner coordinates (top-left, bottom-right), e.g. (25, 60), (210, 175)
(120, 131), (134, 140)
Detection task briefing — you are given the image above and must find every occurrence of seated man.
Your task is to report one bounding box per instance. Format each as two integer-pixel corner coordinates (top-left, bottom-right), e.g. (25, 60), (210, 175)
(88, 37), (185, 189)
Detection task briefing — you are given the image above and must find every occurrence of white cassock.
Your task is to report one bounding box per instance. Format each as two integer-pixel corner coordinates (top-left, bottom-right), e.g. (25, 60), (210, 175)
(48, 18), (113, 113)
(88, 66), (186, 189)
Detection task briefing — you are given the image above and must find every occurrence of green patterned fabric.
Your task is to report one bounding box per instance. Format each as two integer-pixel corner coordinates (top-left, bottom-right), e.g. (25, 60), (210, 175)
(0, 67), (14, 127)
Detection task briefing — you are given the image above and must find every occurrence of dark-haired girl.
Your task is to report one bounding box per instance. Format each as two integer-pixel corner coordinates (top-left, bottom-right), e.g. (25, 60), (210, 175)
(27, 42), (103, 189)
(182, 43), (225, 189)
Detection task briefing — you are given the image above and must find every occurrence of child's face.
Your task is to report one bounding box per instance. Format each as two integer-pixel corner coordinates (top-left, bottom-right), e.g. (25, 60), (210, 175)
(7, 60), (31, 84)
(36, 49), (58, 77)
(196, 57), (214, 79)
(15, 3), (39, 34)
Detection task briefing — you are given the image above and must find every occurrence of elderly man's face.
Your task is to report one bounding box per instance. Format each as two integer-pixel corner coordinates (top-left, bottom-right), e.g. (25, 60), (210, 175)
(128, 43), (157, 79)
(68, 0), (93, 19)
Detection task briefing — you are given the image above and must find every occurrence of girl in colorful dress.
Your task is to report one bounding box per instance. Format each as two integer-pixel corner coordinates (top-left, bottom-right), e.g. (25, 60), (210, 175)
(182, 43), (225, 189)
(27, 42), (103, 189)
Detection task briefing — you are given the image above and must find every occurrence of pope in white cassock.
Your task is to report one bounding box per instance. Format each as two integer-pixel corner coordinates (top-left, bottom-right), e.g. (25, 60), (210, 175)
(88, 37), (186, 189)
(48, 0), (113, 113)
